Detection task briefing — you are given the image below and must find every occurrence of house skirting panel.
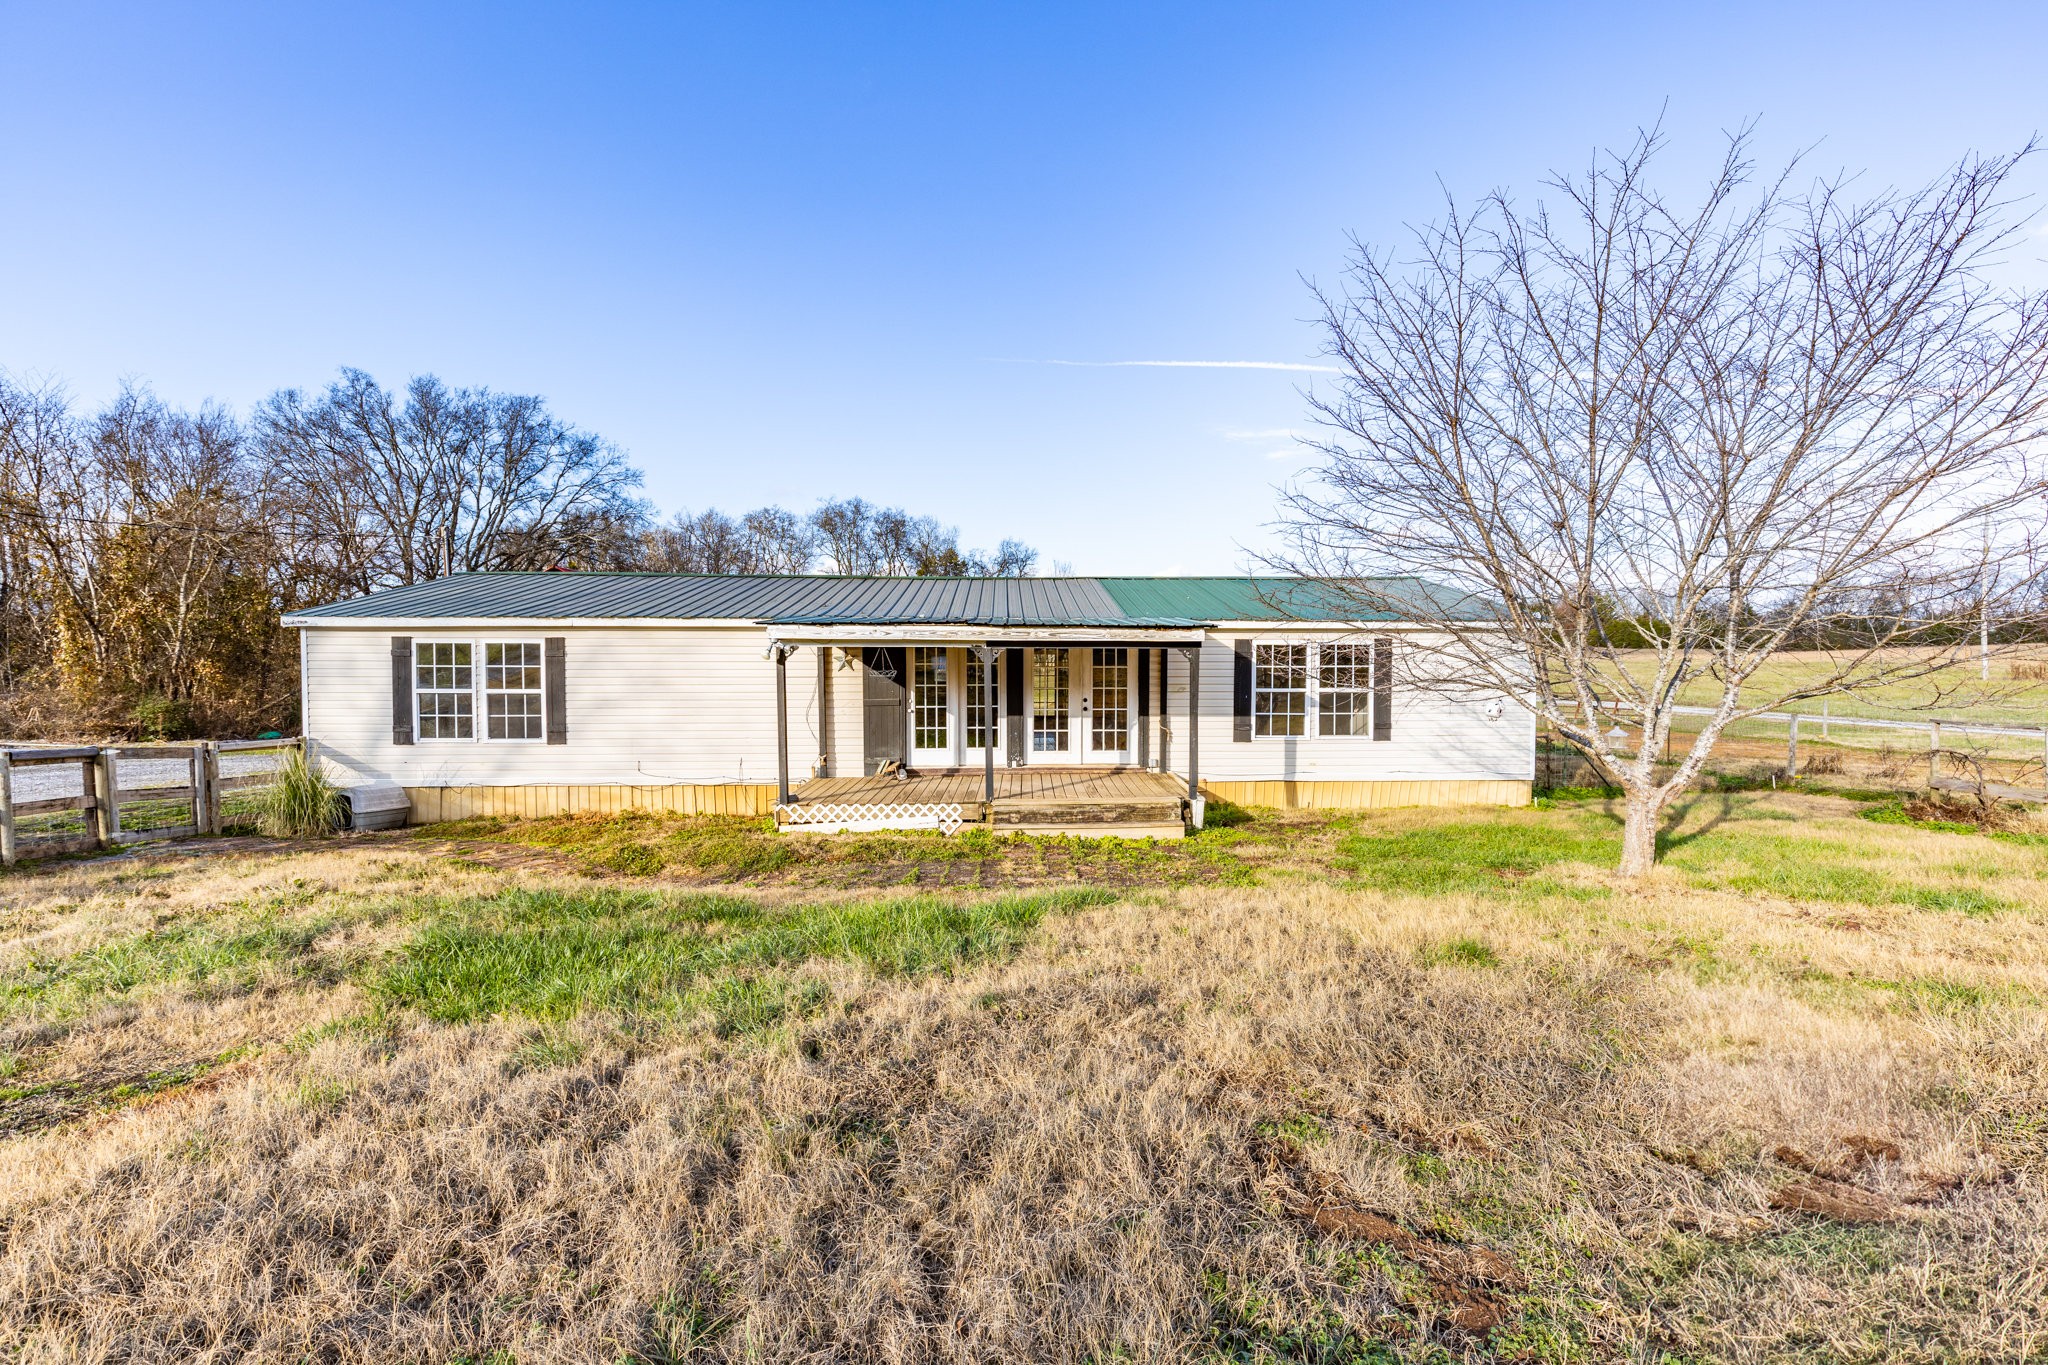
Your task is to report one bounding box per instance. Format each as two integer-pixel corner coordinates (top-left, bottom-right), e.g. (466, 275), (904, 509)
(404, 783), (780, 823)
(1200, 779), (1530, 809)
(400, 777), (1530, 825)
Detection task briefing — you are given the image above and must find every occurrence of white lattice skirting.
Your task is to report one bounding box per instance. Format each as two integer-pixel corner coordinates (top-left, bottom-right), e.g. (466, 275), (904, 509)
(774, 802), (967, 835)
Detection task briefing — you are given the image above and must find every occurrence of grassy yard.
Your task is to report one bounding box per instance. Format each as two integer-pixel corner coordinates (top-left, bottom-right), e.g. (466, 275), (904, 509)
(1, 794), (2045, 1362)
(1619, 647), (2048, 725)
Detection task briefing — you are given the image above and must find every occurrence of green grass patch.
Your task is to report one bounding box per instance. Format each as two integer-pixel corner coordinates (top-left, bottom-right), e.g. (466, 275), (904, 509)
(1666, 828), (2018, 914)
(1858, 801), (1982, 835)
(1418, 936), (1501, 968)
(1332, 816), (1615, 897)
(1254, 1113), (1330, 1146)
(372, 885), (1115, 1025)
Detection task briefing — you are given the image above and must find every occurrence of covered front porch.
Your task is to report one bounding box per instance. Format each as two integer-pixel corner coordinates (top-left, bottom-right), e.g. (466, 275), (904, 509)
(764, 622), (1212, 837)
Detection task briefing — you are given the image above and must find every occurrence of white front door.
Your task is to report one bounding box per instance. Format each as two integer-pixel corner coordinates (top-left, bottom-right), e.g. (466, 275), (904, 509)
(1025, 648), (1133, 765)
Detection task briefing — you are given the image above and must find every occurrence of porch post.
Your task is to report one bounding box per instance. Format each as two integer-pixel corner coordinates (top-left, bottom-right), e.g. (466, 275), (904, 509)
(976, 645), (996, 806)
(1183, 644), (1200, 803)
(773, 644), (792, 806)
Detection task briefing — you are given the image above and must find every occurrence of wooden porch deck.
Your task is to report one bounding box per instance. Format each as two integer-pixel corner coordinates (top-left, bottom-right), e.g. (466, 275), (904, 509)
(783, 767), (1189, 836)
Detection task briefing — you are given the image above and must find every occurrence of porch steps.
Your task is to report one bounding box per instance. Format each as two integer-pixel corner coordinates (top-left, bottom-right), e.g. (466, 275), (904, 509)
(988, 797), (1185, 831)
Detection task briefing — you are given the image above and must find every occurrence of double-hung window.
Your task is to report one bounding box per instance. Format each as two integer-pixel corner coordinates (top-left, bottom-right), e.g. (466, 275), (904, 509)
(1253, 643), (1308, 736)
(415, 643), (474, 740)
(484, 642), (545, 740)
(1317, 643), (1371, 736)
(414, 640), (544, 742)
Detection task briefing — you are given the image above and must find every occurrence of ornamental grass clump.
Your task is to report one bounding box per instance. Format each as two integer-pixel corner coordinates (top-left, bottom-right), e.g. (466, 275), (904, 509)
(254, 748), (346, 838)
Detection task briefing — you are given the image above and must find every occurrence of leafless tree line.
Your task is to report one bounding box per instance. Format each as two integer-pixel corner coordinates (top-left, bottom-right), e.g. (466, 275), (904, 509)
(642, 498), (1035, 577)
(1279, 125), (2048, 873)
(0, 367), (1035, 738)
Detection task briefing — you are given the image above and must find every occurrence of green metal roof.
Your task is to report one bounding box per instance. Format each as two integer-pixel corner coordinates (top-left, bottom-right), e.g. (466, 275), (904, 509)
(286, 572), (1466, 625)
(1095, 577), (1424, 622)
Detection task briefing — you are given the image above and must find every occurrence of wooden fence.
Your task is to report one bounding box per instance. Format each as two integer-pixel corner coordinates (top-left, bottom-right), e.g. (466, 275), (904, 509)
(0, 737), (302, 866)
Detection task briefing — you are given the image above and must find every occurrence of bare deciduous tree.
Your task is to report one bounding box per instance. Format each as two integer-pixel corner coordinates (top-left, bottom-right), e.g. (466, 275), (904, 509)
(257, 369), (646, 592)
(1280, 128), (2048, 875)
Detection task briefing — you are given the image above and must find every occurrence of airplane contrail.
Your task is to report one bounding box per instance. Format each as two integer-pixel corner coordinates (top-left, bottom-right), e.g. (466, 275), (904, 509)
(1008, 358), (1343, 374)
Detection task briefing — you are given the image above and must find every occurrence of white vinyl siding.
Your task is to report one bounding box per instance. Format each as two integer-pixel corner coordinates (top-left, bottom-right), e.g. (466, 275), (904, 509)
(306, 626), (827, 787)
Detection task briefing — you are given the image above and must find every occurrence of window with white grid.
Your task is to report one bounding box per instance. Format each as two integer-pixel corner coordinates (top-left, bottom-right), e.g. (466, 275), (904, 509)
(415, 642), (474, 740)
(964, 650), (997, 750)
(1253, 643), (1307, 737)
(484, 642), (545, 740)
(912, 647), (949, 751)
(1316, 642), (1370, 737)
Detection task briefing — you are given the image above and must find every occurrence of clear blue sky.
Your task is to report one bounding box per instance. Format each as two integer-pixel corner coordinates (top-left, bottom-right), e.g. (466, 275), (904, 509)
(4, 2), (2044, 573)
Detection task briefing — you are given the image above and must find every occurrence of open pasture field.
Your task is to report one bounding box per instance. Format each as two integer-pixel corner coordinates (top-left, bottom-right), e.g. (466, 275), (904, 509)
(1616, 648), (2048, 727)
(1, 794), (2045, 1363)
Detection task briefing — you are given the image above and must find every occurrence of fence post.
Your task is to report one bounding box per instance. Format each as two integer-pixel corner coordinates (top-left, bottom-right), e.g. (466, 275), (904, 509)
(202, 741), (221, 833)
(191, 741), (211, 835)
(89, 750), (118, 848)
(1928, 721), (1942, 791)
(0, 751), (14, 867)
(1786, 714), (1800, 777)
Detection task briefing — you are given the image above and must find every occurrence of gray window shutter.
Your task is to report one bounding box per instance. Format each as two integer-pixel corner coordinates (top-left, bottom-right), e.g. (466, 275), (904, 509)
(391, 636), (413, 745)
(544, 637), (567, 745)
(1232, 638), (1253, 742)
(1372, 635), (1393, 741)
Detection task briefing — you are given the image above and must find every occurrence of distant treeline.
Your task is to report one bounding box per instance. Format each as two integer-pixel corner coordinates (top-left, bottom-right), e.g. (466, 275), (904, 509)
(0, 368), (1035, 739)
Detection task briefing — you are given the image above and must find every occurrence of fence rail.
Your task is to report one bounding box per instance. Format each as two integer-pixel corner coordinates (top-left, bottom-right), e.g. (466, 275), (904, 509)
(0, 738), (302, 866)
(1547, 702), (2048, 801)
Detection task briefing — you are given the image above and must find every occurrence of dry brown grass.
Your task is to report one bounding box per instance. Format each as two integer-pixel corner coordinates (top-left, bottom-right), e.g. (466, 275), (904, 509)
(1, 797), (2045, 1363)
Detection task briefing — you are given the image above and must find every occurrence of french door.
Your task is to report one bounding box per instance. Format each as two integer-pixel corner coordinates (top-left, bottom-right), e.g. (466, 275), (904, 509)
(908, 646), (1003, 768)
(1027, 648), (1131, 765)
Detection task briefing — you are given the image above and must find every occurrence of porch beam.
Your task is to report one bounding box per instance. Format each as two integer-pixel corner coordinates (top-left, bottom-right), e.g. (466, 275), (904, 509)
(1182, 644), (1200, 804)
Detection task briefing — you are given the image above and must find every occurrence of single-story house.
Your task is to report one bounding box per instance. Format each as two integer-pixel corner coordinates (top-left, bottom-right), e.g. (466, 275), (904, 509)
(283, 572), (1532, 835)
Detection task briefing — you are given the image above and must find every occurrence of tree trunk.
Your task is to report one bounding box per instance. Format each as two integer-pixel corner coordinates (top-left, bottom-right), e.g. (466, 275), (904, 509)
(1618, 787), (1661, 877)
